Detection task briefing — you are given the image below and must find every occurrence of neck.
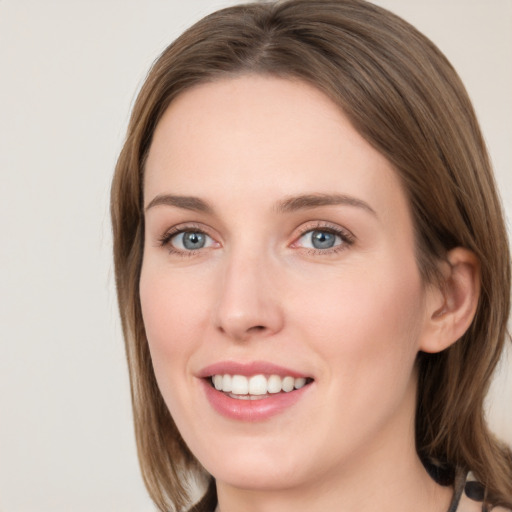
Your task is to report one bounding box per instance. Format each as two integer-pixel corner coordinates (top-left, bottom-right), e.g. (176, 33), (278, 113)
(216, 452), (451, 512)
(215, 382), (453, 512)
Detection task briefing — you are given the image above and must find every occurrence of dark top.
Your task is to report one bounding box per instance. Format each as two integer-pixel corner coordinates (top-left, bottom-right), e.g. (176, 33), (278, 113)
(428, 458), (510, 512)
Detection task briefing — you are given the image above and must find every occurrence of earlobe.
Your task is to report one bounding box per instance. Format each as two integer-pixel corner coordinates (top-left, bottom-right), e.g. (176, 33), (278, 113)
(419, 248), (481, 354)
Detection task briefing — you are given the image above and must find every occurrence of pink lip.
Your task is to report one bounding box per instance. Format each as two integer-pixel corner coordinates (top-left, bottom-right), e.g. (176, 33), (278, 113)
(197, 361), (313, 422)
(197, 360), (309, 379)
(200, 379), (312, 422)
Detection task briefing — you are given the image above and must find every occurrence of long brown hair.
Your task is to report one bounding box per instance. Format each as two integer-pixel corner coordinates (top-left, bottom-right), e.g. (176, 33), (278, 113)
(111, 1), (512, 510)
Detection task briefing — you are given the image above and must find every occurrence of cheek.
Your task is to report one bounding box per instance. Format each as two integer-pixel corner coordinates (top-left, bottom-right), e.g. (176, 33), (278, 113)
(138, 264), (217, 440)
(139, 264), (211, 381)
(295, 261), (425, 454)
(298, 257), (425, 380)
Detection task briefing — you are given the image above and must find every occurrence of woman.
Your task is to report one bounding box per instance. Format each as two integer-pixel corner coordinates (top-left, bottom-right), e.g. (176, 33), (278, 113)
(111, 1), (512, 511)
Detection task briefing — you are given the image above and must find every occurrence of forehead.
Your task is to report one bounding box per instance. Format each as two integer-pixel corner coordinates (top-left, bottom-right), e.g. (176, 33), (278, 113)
(144, 75), (408, 222)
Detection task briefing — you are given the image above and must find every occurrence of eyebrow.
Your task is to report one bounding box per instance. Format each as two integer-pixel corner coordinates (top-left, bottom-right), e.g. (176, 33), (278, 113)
(275, 193), (377, 216)
(145, 194), (213, 214)
(144, 192), (376, 217)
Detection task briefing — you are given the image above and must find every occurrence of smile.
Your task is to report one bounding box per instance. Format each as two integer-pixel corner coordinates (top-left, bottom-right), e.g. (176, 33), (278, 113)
(199, 362), (314, 420)
(210, 374), (311, 399)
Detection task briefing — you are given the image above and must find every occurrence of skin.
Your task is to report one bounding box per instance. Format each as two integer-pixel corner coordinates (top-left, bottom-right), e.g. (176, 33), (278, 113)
(140, 75), (478, 512)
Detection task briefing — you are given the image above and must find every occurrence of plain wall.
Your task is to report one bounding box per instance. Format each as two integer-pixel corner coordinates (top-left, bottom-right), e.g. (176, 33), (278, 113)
(0, 1), (510, 511)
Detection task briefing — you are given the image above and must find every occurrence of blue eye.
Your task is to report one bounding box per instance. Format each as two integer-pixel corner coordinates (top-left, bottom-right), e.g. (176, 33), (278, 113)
(297, 229), (343, 250)
(170, 231), (214, 251)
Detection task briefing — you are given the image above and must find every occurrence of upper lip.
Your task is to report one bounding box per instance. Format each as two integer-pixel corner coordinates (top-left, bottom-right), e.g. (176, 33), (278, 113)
(197, 360), (311, 379)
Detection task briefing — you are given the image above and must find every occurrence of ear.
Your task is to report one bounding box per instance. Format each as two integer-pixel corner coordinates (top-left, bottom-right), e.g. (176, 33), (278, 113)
(419, 247), (481, 354)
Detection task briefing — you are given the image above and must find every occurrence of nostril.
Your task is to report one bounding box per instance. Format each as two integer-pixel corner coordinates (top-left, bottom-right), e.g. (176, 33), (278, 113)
(216, 324), (267, 340)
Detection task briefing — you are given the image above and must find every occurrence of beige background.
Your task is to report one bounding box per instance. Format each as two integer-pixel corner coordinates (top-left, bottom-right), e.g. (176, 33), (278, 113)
(0, 1), (510, 510)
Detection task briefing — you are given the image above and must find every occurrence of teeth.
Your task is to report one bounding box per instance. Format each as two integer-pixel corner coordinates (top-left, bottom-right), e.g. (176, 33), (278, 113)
(211, 374), (310, 395)
(267, 374), (282, 394)
(231, 375), (249, 395)
(282, 376), (294, 392)
(249, 375), (267, 395)
(222, 374), (232, 392)
(213, 374), (223, 390)
(294, 377), (306, 389)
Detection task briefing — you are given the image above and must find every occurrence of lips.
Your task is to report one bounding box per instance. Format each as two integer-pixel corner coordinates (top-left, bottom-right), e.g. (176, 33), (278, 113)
(198, 361), (314, 421)
(198, 360), (310, 379)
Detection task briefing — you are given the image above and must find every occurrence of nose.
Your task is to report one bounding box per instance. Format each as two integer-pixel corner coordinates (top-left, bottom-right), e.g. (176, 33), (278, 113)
(214, 249), (284, 342)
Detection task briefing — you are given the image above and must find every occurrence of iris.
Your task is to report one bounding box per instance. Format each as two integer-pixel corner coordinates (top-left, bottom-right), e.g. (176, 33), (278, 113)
(310, 230), (336, 249)
(182, 232), (206, 250)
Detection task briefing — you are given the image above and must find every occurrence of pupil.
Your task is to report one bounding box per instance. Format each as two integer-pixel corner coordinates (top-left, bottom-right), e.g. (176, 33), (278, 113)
(183, 232), (205, 250)
(312, 230), (335, 249)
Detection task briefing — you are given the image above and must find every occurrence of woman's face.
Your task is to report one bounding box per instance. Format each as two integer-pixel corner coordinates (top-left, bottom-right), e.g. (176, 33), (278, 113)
(141, 76), (435, 491)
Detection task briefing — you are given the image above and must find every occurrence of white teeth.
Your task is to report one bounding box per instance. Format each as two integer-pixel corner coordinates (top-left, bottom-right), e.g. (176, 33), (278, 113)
(213, 374), (223, 390)
(231, 375), (249, 395)
(267, 374), (282, 394)
(294, 377), (306, 389)
(222, 374), (232, 392)
(249, 375), (267, 395)
(282, 376), (294, 392)
(211, 374), (310, 395)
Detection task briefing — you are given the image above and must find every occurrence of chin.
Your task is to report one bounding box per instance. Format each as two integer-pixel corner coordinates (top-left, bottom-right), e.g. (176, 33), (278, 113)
(210, 458), (309, 491)
(193, 433), (328, 493)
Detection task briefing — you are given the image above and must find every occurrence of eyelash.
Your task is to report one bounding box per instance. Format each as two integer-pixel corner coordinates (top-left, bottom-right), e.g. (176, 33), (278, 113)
(158, 222), (355, 257)
(158, 223), (211, 257)
(294, 222), (355, 255)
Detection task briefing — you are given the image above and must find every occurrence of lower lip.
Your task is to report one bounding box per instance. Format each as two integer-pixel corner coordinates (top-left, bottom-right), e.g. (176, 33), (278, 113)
(200, 379), (311, 422)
